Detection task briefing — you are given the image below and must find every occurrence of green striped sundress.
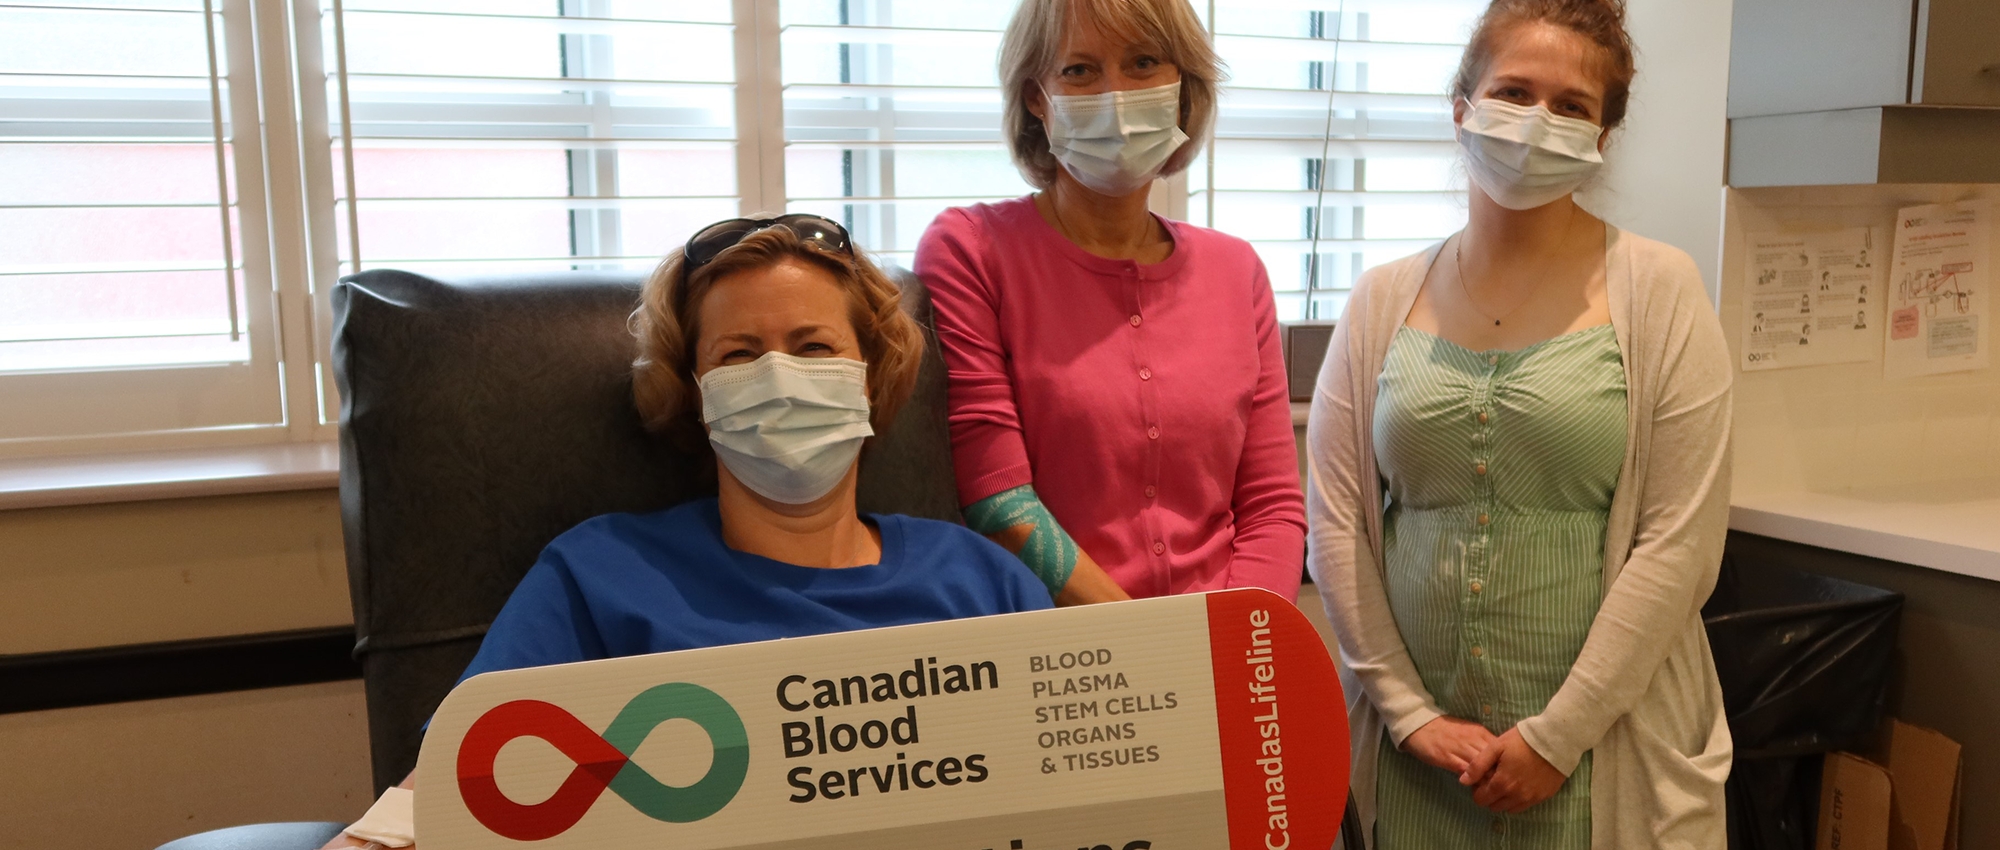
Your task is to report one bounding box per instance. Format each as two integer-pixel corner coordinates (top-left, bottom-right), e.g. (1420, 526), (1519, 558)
(1369, 323), (1628, 849)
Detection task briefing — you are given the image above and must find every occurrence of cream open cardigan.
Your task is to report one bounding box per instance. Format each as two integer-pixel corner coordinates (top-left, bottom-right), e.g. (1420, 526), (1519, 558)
(1307, 226), (1733, 848)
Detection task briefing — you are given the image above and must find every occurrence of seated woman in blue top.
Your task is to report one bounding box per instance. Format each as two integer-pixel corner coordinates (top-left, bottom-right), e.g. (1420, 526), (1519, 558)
(458, 214), (1053, 679)
(320, 214), (1049, 850)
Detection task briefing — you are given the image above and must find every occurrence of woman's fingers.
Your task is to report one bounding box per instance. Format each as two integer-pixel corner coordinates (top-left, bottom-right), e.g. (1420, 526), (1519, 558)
(1443, 726), (1486, 773)
(1438, 752), (1470, 775)
(1415, 736), (1467, 774)
(1404, 718), (1460, 773)
(1467, 749), (1561, 813)
(1471, 773), (1512, 809)
(1458, 736), (1504, 786)
(1453, 728), (1497, 765)
(1410, 716), (1509, 779)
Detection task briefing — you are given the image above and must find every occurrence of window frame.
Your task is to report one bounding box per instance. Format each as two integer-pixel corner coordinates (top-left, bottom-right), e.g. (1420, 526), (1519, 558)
(0, 0), (320, 459)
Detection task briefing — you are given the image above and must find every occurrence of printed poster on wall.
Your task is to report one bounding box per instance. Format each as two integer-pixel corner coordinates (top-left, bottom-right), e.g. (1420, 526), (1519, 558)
(1741, 227), (1885, 371)
(1885, 201), (1991, 378)
(414, 589), (1349, 850)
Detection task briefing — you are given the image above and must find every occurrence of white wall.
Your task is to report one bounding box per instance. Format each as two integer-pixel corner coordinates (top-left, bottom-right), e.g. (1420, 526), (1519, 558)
(0, 490), (350, 654)
(0, 681), (372, 849)
(1582, 0), (1735, 301)
(0, 490), (361, 846)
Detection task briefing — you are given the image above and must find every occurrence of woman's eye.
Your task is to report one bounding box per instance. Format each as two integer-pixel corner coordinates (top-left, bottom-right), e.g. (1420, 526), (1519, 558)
(1060, 64), (1091, 79)
(721, 349), (756, 363)
(798, 342), (835, 356)
(1134, 56), (1158, 69)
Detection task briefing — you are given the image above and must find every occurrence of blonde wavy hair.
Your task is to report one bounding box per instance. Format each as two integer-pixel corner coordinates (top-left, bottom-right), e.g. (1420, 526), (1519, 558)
(631, 225), (925, 455)
(1000, 0), (1223, 190)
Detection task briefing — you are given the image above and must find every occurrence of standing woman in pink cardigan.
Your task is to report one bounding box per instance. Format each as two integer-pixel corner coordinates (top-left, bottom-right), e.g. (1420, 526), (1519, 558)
(915, 0), (1305, 605)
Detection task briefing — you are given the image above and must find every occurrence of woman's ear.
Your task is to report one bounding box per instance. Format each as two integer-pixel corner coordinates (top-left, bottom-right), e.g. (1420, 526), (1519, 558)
(1026, 81), (1049, 123)
(1598, 127), (1611, 152)
(1451, 97), (1469, 126)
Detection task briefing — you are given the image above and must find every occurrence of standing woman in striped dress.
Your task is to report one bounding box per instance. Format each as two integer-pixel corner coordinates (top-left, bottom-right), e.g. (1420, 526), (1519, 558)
(1307, 1), (1733, 847)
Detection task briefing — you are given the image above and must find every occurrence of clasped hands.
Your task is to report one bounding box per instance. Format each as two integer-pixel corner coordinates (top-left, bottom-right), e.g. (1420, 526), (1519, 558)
(1401, 715), (1566, 814)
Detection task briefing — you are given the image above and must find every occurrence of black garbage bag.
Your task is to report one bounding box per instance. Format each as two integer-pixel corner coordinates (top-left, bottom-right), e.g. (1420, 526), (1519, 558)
(1725, 755), (1822, 850)
(1702, 553), (1902, 850)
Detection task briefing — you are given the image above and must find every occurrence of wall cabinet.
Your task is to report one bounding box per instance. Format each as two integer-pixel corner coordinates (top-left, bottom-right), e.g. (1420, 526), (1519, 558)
(1728, 0), (2000, 186)
(1911, 0), (2000, 108)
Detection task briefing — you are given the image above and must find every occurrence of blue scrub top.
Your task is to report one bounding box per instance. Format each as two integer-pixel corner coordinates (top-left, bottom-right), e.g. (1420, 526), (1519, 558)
(457, 498), (1053, 683)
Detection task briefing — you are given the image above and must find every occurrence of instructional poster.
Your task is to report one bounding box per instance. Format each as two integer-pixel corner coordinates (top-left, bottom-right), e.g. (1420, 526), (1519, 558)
(1886, 200), (1991, 378)
(1741, 227), (1884, 371)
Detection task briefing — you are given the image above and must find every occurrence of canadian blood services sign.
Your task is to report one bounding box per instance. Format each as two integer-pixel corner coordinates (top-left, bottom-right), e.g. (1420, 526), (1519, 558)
(416, 588), (1351, 849)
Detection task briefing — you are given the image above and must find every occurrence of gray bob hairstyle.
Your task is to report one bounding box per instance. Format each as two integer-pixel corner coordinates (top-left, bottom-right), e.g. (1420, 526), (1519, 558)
(999, 0), (1224, 190)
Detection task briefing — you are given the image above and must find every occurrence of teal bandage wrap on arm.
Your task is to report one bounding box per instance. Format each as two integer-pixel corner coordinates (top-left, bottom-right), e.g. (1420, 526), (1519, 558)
(962, 484), (1079, 596)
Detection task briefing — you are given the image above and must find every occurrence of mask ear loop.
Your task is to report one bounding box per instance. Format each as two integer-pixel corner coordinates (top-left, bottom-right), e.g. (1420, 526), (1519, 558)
(1034, 81), (1058, 140)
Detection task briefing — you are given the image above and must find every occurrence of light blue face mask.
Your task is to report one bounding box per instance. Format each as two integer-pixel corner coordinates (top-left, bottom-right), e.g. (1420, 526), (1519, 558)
(698, 351), (873, 505)
(1043, 81), (1189, 197)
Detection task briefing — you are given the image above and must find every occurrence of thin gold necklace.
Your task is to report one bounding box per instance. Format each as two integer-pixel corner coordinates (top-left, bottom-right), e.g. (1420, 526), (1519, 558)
(1455, 206), (1585, 327)
(1047, 192), (1078, 244)
(1453, 236), (1537, 327)
(1045, 190), (1156, 258)
(1448, 224), (1568, 326)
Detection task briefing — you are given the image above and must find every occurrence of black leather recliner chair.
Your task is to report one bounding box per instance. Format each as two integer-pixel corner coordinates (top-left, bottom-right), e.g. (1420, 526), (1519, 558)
(156, 266), (963, 849)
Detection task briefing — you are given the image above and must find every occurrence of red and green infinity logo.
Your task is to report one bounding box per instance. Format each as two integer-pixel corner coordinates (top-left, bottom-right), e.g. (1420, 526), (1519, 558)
(456, 683), (750, 840)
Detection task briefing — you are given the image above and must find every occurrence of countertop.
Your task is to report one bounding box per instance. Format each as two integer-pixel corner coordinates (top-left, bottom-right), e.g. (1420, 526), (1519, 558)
(1729, 478), (2000, 582)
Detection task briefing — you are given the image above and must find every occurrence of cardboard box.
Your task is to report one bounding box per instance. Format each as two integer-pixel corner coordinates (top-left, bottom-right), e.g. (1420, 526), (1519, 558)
(1816, 720), (1964, 850)
(1871, 720), (1962, 850)
(1818, 752), (1892, 850)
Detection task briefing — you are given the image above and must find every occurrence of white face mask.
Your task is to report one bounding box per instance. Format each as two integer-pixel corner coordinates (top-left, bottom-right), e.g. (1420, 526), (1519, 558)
(698, 351), (874, 505)
(1043, 81), (1190, 197)
(1456, 98), (1605, 210)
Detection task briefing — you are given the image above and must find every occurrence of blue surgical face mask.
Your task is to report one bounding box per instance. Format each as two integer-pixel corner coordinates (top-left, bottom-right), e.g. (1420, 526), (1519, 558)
(698, 351), (873, 505)
(1043, 81), (1190, 196)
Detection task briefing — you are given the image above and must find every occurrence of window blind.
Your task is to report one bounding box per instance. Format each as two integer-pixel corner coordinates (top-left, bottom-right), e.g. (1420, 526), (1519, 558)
(322, 0), (742, 275)
(1196, 0), (1484, 321)
(779, 0), (1030, 269)
(0, 0), (252, 373)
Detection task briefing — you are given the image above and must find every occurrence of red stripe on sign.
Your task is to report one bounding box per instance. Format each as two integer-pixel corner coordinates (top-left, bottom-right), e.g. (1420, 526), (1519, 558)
(1206, 588), (1350, 850)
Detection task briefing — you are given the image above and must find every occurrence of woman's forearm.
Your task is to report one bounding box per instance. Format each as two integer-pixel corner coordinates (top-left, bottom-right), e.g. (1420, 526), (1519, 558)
(1052, 551), (1130, 605)
(1517, 301), (1736, 773)
(965, 484), (1128, 604)
(1221, 419), (1309, 598)
(1221, 262), (1308, 598)
(1306, 316), (1444, 743)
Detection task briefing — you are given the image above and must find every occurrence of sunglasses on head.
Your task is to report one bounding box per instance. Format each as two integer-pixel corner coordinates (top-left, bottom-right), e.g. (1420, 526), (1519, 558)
(682, 214), (853, 272)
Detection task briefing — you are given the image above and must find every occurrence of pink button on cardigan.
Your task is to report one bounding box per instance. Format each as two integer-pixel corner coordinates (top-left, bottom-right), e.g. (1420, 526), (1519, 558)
(914, 196), (1305, 600)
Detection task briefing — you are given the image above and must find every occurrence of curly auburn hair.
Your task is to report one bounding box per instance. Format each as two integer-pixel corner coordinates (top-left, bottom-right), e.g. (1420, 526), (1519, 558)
(1451, 0), (1638, 130)
(631, 225), (925, 456)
